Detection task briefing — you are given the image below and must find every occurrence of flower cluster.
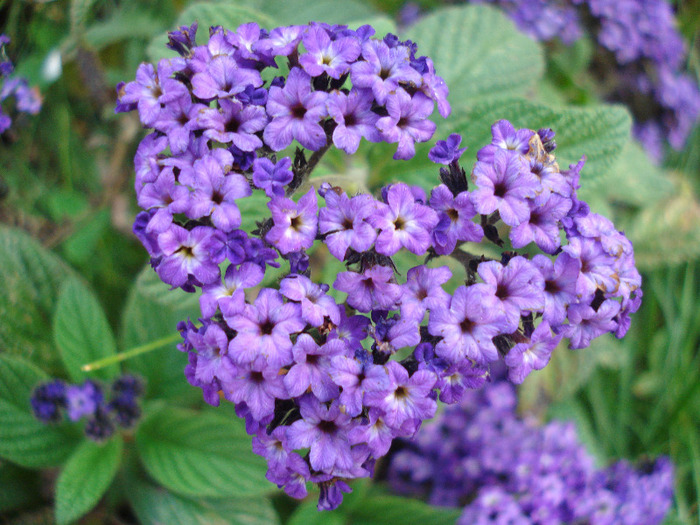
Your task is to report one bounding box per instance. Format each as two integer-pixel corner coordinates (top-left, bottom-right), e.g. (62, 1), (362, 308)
(388, 378), (674, 524)
(464, 0), (700, 159)
(118, 20), (640, 510)
(0, 35), (41, 134)
(31, 375), (144, 442)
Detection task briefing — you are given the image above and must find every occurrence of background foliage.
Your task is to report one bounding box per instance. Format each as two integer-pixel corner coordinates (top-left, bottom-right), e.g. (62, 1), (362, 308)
(0, 0), (698, 523)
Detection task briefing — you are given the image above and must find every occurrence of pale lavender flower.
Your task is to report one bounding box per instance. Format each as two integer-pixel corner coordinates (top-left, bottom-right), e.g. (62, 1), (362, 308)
(318, 190), (377, 260)
(279, 274), (340, 326)
(334, 265), (401, 312)
(400, 265), (452, 321)
(191, 54), (263, 100)
(326, 89), (381, 154)
(376, 90), (437, 160)
(283, 334), (340, 401)
(156, 225), (220, 288)
(299, 25), (361, 79)
(200, 99), (267, 151)
(505, 321), (562, 383)
(252, 157), (293, 197)
(266, 187), (319, 254)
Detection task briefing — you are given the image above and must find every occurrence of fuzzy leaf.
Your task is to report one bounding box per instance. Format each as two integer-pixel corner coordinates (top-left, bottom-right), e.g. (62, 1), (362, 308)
(405, 5), (545, 105)
(136, 407), (270, 498)
(347, 494), (462, 525)
(55, 438), (123, 525)
(53, 276), (119, 382)
(259, 0), (379, 25)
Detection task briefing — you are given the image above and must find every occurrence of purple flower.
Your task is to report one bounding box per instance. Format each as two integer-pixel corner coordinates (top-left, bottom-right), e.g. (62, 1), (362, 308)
(283, 334), (340, 401)
(429, 184), (483, 255)
(254, 25), (304, 57)
(266, 187), (319, 254)
(329, 353), (389, 417)
(299, 26), (361, 79)
(476, 119), (534, 163)
(428, 284), (503, 364)
(326, 89), (381, 154)
(227, 288), (305, 368)
(368, 182), (439, 256)
(429, 134), (467, 165)
(191, 54), (263, 100)
(31, 380), (66, 423)
(505, 321), (562, 384)
(200, 99), (267, 151)
(532, 253), (580, 327)
(509, 194), (571, 254)
(318, 190), (377, 261)
(222, 363), (288, 421)
(563, 299), (621, 350)
(187, 323), (238, 391)
(376, 90), (437, 160)
(400, 265), (452, 321)
(326, 311), (371, 352)
(153, 95), (206, 154)
(334, 265), (401, 312)
(200, 262), (264, 318)
(287, 395), (354, 472)
(279, 274), (340, 326)
(136, 169), (191, 233)
(156, 225), (220, 288)
(471, 149), (538, 227)
(252, 157), (293, 197)
(436, 360), (488, 404)
(477, 257), (545, 333)
(65, 380), (103, 421)
(264, 67), (328, 151)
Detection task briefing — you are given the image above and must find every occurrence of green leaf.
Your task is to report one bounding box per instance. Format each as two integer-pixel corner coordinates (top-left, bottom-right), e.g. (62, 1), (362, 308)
(0, 463), (41, 513)
(55, 438), (123, 525)
(385, 98), (631, 194)
(54, 276), (119, 382)
(120, 266), (200, 402)
(288, 499), (345, 525)
(0, 355), (79, 468)
(136, 407), (270, 498)
(405, 5), (545, 105)
(347, 493), (462, 525)
(128, 477), (279, 525)
(147, 3), (279, 62)
(84, 6), (170, 50)
(259, 0), (379, 25)
(0, 227), (75, 371)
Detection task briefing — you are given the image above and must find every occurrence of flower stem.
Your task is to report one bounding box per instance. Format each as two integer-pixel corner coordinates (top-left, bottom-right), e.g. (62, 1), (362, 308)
(81, 332), (182, 372)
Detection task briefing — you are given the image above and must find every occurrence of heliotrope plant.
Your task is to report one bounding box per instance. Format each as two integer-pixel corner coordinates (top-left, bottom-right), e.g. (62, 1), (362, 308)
(0, 34), (42, 133)
(117, 20), (641, 510)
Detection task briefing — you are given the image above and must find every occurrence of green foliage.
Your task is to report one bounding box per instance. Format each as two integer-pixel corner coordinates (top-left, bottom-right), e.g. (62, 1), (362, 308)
(54, 276), (119, 382)
(54, 438), (123, 525)
(0, 355), (79, 468)
(0, 463), (41, 513)
(0, 228), (75, 371)
(120, 266), (200, 402)
(136, 406), (271, 498)
(405, 5), (545, 105)
(128, 476), (279, 525)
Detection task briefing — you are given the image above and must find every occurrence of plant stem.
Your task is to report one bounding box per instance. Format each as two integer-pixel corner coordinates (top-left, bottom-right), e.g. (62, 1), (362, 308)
(81, 332), (182, 372)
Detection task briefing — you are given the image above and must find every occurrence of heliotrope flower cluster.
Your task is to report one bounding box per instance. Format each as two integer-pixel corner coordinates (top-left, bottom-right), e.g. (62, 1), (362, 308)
(462, 0), (700, 159)
(387, 378), (674, 524)
(0, 35), (41, 134)
(31, 375), (144, 442)
(118, 20), (640, 510)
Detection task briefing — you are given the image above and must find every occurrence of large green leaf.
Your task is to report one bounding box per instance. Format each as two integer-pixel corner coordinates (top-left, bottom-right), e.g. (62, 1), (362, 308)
(120, 266), (200, 402)
(382, 98), (631, 194)
(405, 5), (545, 105)
(55, 438), (123, 525)
(259, 0), (379, 25)
(0, 355), (79, 468)
(136, 407), (270, 498)
(0, 227), (74, 371)
(0, 463), (41, 513)
(128, 477), (279, 525)
(54, 276), (119, 382)
(347, 493), (462, 525)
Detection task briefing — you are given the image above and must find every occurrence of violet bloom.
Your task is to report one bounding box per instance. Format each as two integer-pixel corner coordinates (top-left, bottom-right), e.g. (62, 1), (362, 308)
(326, 89), (381, 154)
(136, 169), (191, 233)
(200, 262), (264, 318)
(419, 56), (451, 119)
(370, 313), (421, 355)
(326, 311), (371, 352)
(334, 265), (401, 313)
(428, 283), (503, 364)
(252, 157), (293, 197)
(222, 363), (288, 421)
(329, 353), (389, 417)
(429, 134), (467, 165)
(191, 54), (263, 100)
(476, 119), (534, 163)
(436, 360), (488, 405)
(350, 39), (422, 105)
(227, 288), (306, 369)
(368, 182), (439, 256)
(564, 300), (621, 350)
(156, 225), (220, 288)
(31, 380), (67, 423)
(400, 265), (452, 321)
(287, 395), (354, 472)
(349, 408), (414, 457)
(187, 322), (239, 390)
(318, 190), (377, 261)
(200, 99), (267, 151)
(532, 253), (580, 327)
(505, 321), (562, 384)
(471, 149), (538, 227)
(429, 184), (483, 255)
(563, 237), (618, 301)
(509, 194), (571, 254)
(283, 333), (340, 401)
(266, 187), (318, 254)
(299, 26), (361, 79)
(186, 155), (252, 232)
(65, 381), (103, 422)
(279, 274), (340, 326)
(153, 95), (207, 154)
(252, 426), (290, 470)
(364, 361), (437, 428)
(254, 25), (304, 57)
(376, 90), (437, 160)
(477, 257), (545, 333)
(264, 67), (328, 151)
